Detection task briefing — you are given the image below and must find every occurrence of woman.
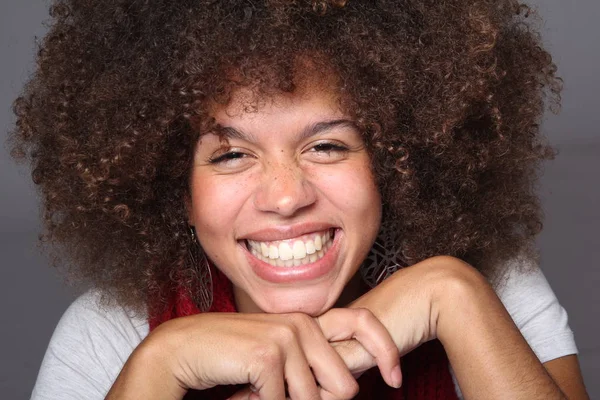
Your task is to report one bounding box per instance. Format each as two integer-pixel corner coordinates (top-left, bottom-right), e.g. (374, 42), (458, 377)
(12, 0), (588, 399)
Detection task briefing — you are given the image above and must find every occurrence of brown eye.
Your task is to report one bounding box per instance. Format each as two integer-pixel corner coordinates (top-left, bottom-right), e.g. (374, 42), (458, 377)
(311, 142), (348, 154)
(304, 141), (351, 164)
(209, 151), (247, 164)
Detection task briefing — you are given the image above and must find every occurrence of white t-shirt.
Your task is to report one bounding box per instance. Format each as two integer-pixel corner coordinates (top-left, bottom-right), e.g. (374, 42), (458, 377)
(30, 265), (578, 399)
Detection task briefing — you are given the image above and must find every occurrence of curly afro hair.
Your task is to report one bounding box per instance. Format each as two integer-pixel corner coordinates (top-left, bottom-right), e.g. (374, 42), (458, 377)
(10, 0), (559, 311)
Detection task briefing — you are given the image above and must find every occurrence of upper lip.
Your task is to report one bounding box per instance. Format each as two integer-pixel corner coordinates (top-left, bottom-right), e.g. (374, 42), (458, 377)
(239, 222), (336, 242)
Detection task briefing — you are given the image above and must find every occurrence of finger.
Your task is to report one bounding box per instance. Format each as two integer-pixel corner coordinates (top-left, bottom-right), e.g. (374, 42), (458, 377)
(245, 345), (287, 400)
(330, 339), (375, 375)
(251, 375), (285, 400)
(260, 320), (320, 400)
(319, 385), (357, 400)
(280, 330), (321, 400)
(286, 314), (358, 399)
(318, 308), (402, 388)
(304, 345), (359, 400)
(228, 387), (253, 400)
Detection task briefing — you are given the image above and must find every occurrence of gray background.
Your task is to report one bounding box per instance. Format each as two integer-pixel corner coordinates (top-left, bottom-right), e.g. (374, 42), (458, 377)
(1, 0), (598, 398)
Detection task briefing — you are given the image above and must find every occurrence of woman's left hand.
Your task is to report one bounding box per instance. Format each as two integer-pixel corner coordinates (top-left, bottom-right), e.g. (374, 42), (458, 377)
(327, 255), (571, 400)
(322, 255), (454, 378)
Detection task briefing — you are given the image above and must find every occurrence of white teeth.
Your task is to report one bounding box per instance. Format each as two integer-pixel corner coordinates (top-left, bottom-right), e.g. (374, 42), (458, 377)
(292, 241), (306, 259)
(261, 242), (269, 258)
(269, 245), (278, 259)
(314, 235), (322, 251)
(246, 229), (335, 267)
(279, 243), (293, 261)
(305, 240), (316, 254)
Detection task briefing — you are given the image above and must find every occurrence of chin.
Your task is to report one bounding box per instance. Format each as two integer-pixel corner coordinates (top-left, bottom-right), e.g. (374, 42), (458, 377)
(254, 285), (341, 316)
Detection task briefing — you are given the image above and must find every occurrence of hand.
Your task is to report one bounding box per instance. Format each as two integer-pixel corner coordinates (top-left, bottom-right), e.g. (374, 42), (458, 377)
(331, 256), (579, 400)
(124, 309), (400, 400)
(332, 256), (465, 374)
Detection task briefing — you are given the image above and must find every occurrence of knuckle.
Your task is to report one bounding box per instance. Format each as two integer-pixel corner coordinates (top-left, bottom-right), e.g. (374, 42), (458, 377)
(254, 343), (283, 368)
(272, 322), (298, 345)
(382, 342), (400, 358)
(336, 378), (360, 399)
(285, 312), (318, 336)
(354, 307), (375, 325)
(288, 312), (313, 328)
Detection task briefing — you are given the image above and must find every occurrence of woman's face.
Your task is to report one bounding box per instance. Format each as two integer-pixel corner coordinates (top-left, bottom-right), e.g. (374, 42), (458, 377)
(189, 84), (381, 316)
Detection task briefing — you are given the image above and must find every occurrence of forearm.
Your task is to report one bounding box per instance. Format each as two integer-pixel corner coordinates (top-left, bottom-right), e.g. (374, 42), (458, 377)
(435, 261), (565, 400)
(106, 334), (186, 400)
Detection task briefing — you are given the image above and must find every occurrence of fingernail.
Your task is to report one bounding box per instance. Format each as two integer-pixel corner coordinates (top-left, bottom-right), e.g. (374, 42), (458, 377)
(391, 365), (402, 388)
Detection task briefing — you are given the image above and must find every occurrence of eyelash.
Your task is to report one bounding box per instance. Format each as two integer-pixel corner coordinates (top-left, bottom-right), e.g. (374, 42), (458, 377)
(208, 151), (247, 164)
(310, 142), (349, 154)
(208, 141), (350, 165)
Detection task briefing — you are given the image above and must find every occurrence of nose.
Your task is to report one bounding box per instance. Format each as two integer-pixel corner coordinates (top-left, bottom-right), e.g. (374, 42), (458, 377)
(253, 161), (317, 217)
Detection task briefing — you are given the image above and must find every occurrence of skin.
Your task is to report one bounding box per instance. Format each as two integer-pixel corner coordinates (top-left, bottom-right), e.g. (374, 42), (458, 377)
(188, 84), (381, 316)
(106, 83), (589, 399)
(338, 256), (590, 400)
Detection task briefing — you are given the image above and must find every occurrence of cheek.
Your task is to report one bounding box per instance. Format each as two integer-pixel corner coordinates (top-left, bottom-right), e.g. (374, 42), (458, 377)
(314, 162), (381, 225)
(189, 172), (252, 233)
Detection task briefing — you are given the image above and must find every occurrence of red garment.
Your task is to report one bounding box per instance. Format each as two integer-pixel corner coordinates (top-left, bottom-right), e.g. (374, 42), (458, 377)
(148, 268), (459, 400)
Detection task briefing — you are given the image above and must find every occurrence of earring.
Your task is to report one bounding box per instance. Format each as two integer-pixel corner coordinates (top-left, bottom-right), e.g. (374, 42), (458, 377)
(188, 226), (213, 311)
(360, 222), (406, 288)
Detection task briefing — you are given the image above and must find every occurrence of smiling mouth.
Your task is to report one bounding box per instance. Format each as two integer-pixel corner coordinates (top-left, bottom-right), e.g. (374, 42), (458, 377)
(245, 229), (335, 267)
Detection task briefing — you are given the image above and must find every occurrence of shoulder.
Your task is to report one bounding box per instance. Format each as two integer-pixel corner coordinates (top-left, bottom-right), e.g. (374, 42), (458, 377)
(494, 258), (578, 363)
(31, 290), (149, 399)
(57, 289), (149, 341)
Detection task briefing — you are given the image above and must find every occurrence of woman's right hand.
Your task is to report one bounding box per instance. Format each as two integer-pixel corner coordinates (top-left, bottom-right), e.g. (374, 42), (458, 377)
(106, 309), (401, 400)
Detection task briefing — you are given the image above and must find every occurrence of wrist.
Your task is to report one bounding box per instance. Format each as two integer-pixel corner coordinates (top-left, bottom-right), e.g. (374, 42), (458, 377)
(107, 323), (187, 399)
(411, 256), (495, 343)
(426, 257), (564, 399)
(431, 256), (494, 345)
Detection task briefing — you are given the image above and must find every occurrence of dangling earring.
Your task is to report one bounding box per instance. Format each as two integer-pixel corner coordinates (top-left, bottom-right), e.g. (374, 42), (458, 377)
(188, 226), (213, 311)
(360, 221), (406, 288)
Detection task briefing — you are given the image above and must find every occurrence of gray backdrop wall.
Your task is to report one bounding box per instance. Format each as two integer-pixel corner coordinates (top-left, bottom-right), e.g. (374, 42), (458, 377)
(1, 0), (598, 398)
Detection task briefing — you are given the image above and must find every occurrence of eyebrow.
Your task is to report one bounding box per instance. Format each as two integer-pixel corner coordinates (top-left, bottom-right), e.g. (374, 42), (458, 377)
(217, 119), (358, 142)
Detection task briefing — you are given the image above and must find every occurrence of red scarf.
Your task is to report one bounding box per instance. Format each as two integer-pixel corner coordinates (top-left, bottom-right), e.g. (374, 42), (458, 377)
(149, 268), (458, 399)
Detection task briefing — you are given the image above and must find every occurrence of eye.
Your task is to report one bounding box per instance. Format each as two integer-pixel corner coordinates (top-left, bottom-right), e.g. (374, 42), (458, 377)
(209, 151), (247, 164)
(305, 141), (350, 163)
(207, 149), (255, 171)
(311, 142), (349, 153)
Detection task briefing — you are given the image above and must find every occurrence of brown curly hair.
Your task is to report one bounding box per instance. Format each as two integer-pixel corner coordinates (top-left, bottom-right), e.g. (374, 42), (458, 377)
(10, 0), (559, 312)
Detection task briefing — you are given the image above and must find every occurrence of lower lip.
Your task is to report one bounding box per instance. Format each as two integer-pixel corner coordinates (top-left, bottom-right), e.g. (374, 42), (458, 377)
(241, 230), (341, 284)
